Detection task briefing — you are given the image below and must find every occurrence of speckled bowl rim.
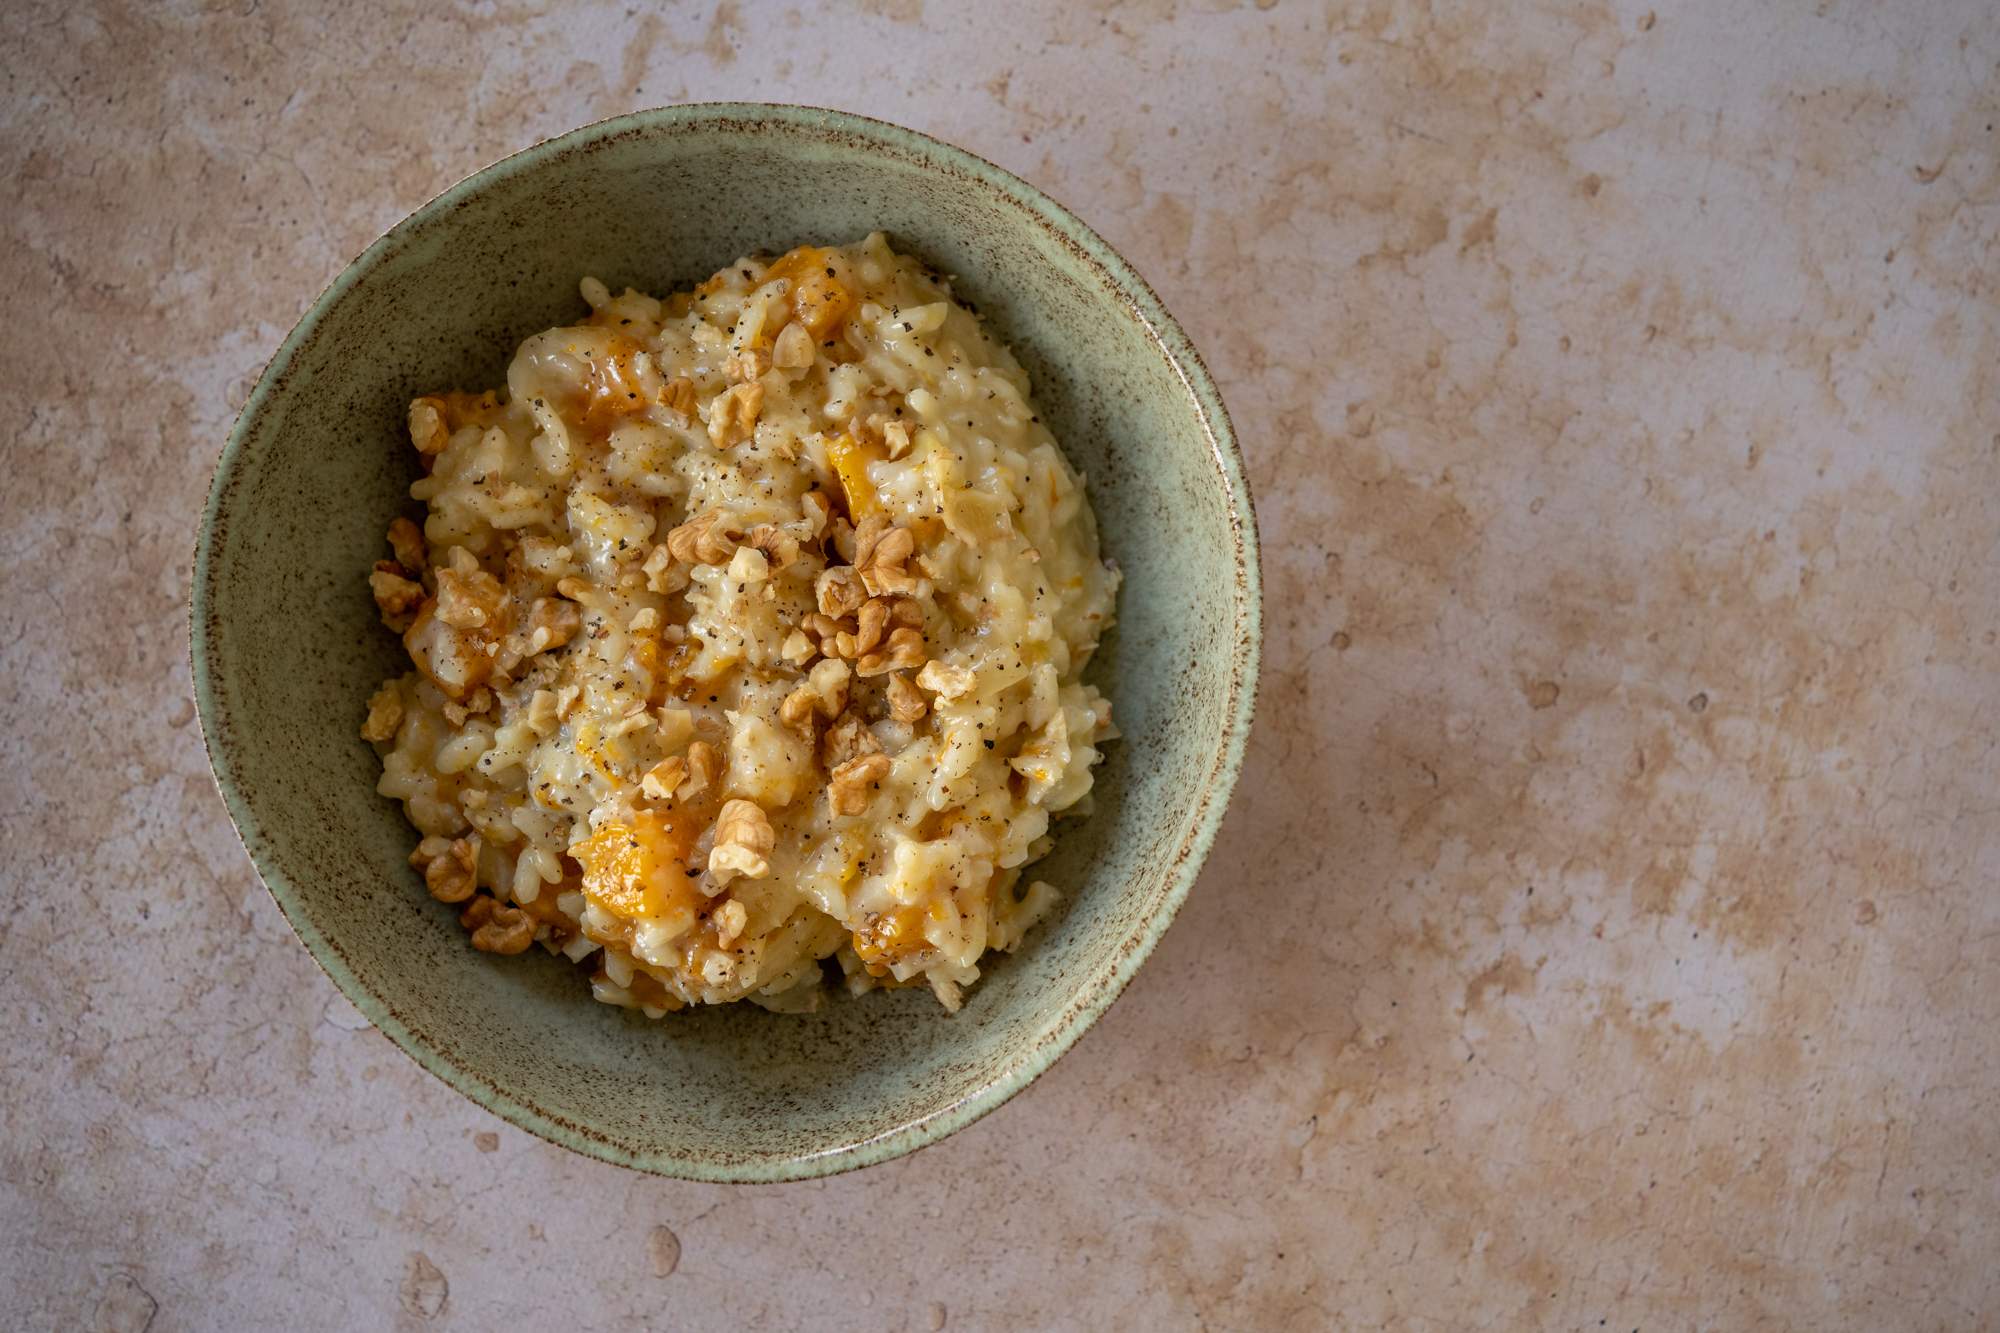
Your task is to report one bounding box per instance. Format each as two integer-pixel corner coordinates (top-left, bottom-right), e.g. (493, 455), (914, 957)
(191, 103), (1262, 1181)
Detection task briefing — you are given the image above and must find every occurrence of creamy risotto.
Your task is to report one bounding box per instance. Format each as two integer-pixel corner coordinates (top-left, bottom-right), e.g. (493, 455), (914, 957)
(360, 234), (1119, 1014)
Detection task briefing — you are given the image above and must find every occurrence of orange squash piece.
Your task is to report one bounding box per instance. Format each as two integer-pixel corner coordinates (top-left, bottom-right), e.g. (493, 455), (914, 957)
(573, 808), (704, 922)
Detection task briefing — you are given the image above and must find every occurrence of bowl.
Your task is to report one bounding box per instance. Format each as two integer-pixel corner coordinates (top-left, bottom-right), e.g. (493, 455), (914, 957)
(192, 104), (1261, 1181)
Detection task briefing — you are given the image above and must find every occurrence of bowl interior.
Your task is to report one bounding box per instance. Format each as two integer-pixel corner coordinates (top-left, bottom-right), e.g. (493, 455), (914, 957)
(194, 105), (1259, 1180)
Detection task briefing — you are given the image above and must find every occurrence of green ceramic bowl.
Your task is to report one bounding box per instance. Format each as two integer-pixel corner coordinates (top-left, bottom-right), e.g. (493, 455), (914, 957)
(192, 104), (1260, 1181)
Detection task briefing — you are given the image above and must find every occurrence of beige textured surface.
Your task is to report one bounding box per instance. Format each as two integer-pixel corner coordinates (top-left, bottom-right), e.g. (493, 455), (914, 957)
(5, 2), (1998, 1328)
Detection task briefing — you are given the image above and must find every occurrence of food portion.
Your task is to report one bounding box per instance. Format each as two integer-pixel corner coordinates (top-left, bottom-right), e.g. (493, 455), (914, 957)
(361, 234), (1120, 1014)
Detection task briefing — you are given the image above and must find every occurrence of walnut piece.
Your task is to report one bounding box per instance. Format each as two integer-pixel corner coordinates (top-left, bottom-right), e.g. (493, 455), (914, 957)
(815, 565), (867, 617)
(461, 893), (535, 953)
(709, 799), (774, 886)
(916, 659), (977, 699)
(722, 346), (772, 381)
(369, 563), (426, 630)
(881, 420), (912, 460)
(851, 513), (892, 568)
(441, 687), (492, 728)
(435, 566), (503, 630)
(859, 524), (920, 597)
(885, 671), (927, 723)
(808, 658), (851, 717)
(856, 627), (926, 678)
(772, 321), (815, 369)
(800, 491), (832, 537)
(747, 524), (800, 571)
(527, 688), (559, 737)
(854, 598), (889, 655)
(678, 740), (721, 801)
(641, 755), (686, 801)
(641, 542), (688, 594)
(386, 517), (427, 572)
(524, 596), (582, 655)
(410, 835), (479, 904)
(408, 396), (449, 454)
(779, 684), (818, 731)
(803, 611), (855, 659)
(781, 628), (815, 665)
(714, 898), (749, 948)
(661, 375), (698, 422)
(707, 381), (764, 447)
(666, 509), (739, 567)
(829, 753), (893, 817)
(361, 683), (404, 741)
(823, 712), (883, 770)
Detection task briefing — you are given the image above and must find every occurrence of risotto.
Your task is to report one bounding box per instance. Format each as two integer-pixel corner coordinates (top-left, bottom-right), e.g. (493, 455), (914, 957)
(359, 234), (1120, 1014)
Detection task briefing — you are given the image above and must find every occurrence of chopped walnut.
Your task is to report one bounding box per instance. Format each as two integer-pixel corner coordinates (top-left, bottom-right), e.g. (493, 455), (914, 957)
(722, 346), (772, 381)
(435, 566), (502, 630)
(461, 893), (535, 953)
(661, 375), (697, 422)
(781, 628), (816, 665)
(808, 658), (851, 716)
(678, 739), (721, 801)
(803, 611), (855, 657)
(800, 491), (832, 537)
(885, 671), (927, 723)
(851, 513), (892, 569)
(641, 754), (686, 801)
(641, 541), (688, 594)
(666, 509), (739, 566)
(656, 706), (696, 754)
(524, 596), (582, 655)
(854, 598), (889, 655)
(859, 524), (920, 597)
(709, 799), (774, 885)
(823, 712), (884, 770)
(527, 688), (559, 737)
(714, 897), (749, 948)
(361, 683), (404, 741)
(747, 524), (800, 571)
(410, 835), (479, 904)
(772, 321), (815, 369)
(882, 420), (913, 460)
(408, 396), (449, 454)
(873, 526), (915, 567)
(369, 563), (426, 629)
(828, 514), (858, 564)
(816, 566), (868, 617)
(386, 517), (427, 571)
(916, 659), (977, 699)
(707, 381), (765, 447)
(856, 627), (926, 678)
(829, 753), (893, 817)
(779, 684), (818, 731)
(441, 687), (492, 728)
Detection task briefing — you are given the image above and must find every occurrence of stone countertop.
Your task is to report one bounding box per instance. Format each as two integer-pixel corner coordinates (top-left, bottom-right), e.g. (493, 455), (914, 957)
(5, 2), (1997, 1329)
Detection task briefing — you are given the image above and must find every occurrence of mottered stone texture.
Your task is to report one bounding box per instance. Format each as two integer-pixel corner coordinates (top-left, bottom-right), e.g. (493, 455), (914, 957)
(4, 2), (1997, 1329)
